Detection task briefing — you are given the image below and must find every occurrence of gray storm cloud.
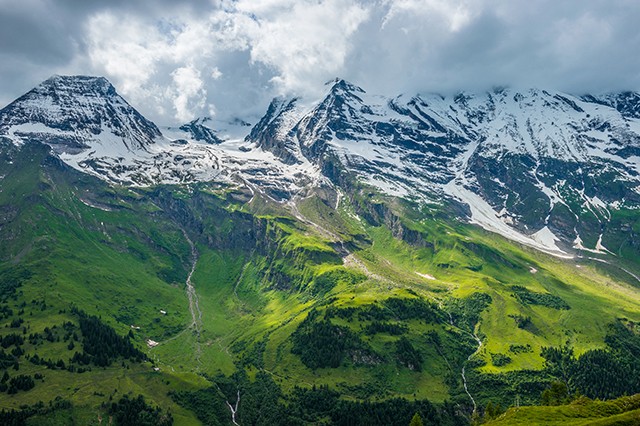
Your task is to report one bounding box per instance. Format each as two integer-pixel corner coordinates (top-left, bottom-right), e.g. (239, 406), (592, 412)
(0, 0), (639, 124)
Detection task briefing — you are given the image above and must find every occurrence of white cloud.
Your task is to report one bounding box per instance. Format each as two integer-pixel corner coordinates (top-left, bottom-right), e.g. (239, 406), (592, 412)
(171, 66), (205, 122)
(3, 0), (640, 125)
(211, 67), (222, 80)
(81, 0), (371, 122)
(85, 10), (216, 121)
(381, 0), (476, 32)
(85, 12), (164, 94)
(233, 0), (369, 96)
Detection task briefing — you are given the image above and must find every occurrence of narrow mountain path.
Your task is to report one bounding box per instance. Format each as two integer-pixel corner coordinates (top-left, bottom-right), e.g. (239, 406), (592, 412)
(290, 191), (482, 416)
(288, 191), (482, 413)
(287, 193), (393, 284)
(182, 229), (204, 366)
(584, 256), (640, 285)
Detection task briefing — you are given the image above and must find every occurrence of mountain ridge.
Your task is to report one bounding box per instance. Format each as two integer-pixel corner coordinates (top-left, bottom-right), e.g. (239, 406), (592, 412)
(3, 75), (640, 258)
(247, 80), (640, 257)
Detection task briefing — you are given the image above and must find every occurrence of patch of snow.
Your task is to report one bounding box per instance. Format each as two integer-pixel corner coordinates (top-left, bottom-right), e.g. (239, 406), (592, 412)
(5, 78), (640, 261)
(595, 233), (613, 254)
(574, 232), (612, 255)
(573, 234), (587, 251)
(365, 175), (410, 198)
(531, 226), (563, 251)
(79, 198), (112, 212)
(415, 272), (436, 280)
(444, 181), (571, 258)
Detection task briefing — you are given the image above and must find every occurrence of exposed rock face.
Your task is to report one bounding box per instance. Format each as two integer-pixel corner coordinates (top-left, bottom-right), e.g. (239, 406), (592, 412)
(179, 118), (223, 145)
(250, 81), (640, 254)
(245, 97), (303, 165)
(0, 75), (322, 193)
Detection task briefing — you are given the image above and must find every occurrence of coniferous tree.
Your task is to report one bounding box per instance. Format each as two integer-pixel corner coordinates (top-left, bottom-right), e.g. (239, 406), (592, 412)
(409, 412), (423, 426)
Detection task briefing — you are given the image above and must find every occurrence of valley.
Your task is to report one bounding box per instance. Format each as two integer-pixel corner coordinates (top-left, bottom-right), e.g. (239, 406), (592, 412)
(0, 76), (639, 425)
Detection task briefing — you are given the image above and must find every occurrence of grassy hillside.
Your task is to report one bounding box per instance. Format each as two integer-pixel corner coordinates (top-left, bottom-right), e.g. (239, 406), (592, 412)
(1, 141), (640, 424)
(485, 394), (640, 425)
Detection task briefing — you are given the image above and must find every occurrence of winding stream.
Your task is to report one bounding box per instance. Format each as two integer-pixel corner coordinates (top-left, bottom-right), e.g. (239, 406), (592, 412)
(435, 300), (482, 414)
(182, 230), (203, 364)
(461, 330), (482, 414)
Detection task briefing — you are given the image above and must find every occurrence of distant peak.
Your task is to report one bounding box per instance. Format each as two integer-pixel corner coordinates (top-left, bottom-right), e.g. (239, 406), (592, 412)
(324, 78), (365, 94)
(44, 74), (109, 83)
(187, 116), (212, 126)
(581, 91), (640, 119)
(0, 74), (160, 151)
(179, 117), (223, 144)
(489, 85), (510, 94)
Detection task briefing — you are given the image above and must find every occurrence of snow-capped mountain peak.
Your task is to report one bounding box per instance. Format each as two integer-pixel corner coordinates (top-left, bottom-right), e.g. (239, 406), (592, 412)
(178, 117), (223, 145)
(245, 97), (304, 165)
(324, 77), (366, 94)
(248, 83), (640, 256)
(0, 75), (323, 195)
(0, 75), (161, 154)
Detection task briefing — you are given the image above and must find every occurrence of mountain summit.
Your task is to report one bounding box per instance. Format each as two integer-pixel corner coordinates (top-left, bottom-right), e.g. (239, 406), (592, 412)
(248, 82), (640, 256)
(0, 75), (161, 154)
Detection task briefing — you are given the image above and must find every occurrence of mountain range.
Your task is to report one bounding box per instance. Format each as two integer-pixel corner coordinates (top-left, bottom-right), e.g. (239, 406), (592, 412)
(1, 75), (640, 425)
(5, 75), (640, 258)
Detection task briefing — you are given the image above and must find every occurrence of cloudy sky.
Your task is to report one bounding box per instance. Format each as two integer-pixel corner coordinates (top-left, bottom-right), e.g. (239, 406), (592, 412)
(1, 0), (639, 124)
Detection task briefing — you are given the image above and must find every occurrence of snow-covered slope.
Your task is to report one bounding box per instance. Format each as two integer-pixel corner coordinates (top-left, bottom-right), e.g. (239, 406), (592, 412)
(3, 75), (640, 256)
(250, 80), (640, 255)
(244, 97), (306, 165)
(176, 117), (223, 145)
(0, 76), (322, 197)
